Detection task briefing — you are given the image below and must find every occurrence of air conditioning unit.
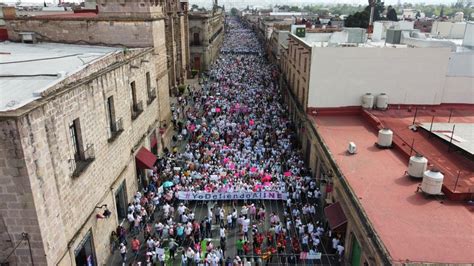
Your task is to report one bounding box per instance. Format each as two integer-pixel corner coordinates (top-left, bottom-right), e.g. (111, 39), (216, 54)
(348, 142), (357, 154)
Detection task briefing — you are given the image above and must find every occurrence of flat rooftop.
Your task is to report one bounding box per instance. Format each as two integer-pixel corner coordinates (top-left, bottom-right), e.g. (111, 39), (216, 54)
(311, 112), (474, 264)
(420, 122), (474, 156)
(0, 42), (121, 112)
(368, 107), (474, 196)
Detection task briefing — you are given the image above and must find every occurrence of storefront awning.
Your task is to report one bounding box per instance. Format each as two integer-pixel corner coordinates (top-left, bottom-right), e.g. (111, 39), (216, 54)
(135, 147), (157, 169)
(324, 202), (347, 230)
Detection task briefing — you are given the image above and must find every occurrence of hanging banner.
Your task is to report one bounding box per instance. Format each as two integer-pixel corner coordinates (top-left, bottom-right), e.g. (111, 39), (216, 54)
(177, 191), (287, 201)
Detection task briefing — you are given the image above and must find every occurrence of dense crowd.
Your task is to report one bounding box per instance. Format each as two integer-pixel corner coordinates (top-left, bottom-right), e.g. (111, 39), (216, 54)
(112, 18), (345, 266)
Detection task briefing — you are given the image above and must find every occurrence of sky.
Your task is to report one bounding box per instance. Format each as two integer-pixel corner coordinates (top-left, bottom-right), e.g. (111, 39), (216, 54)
(7, 0), (459, 6)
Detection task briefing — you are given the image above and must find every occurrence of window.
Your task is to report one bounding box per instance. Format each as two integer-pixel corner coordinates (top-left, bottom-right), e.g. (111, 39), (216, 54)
(299, 52), (301, 66)
(107, 96), (116, 130)
(131, 81), (137, 106)
(304, 57), (307, 73)
(193, 32), (200, 45)
(74, 231), (96, 266)
(107, 96), (123, 142)
(146, 72), (151, 91)
(146, 72), (156, 105)
(115, 181), (128, 221)
(69, 118), (94, 177)
(69, 119), (83, 162)
(131, 81), (143, 120)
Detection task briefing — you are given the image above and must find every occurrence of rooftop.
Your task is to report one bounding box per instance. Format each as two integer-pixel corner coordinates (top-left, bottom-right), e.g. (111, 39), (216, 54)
(310, 105), (474, 264)
(0, 42), (121, 112)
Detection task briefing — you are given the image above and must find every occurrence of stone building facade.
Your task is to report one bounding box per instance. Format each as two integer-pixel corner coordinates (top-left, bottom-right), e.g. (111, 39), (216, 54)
(188, 7), (224, 72)
(164, 0), (190, 89)
(0, 46), (164, 265)
(4, 0), (188, 141)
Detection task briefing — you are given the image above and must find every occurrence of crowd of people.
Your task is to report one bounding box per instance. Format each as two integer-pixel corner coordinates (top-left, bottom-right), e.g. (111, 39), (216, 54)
(112, 18), (345, 266)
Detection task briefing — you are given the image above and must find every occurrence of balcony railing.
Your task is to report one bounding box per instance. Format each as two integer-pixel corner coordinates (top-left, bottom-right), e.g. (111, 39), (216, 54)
(131, 101), (144, 120)
(107, 118), (124, 142)
(69, 144), (95, 177)
(147, 87), (157, 105)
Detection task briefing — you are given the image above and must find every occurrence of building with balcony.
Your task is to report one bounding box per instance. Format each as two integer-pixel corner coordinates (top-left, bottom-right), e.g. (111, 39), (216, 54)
(3, 0), (181, 146)
(0, 42), (164, 265)
(188, 3), (224, 72)
(278, 24), (474, 265)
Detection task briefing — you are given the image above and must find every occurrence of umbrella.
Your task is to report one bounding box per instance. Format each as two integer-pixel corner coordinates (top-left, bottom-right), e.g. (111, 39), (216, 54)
(163, 181), (174, 188)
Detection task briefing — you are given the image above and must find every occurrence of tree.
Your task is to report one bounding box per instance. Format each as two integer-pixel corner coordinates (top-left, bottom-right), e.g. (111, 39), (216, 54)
(345, 9), (370, 28)
(440, 5), (445, 17)
(230, 7), (238, 16)
(191, 4), (199, 10)
(415, 11), (421, 19)
(290, 6), (300, 12)
(386, 5), (398, 21)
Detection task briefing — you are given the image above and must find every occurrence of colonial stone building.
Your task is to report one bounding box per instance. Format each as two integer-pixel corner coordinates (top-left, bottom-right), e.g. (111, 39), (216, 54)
(4, 0), (191, 140)
(188, 4), (224, 72)
(164, 0), (190, 88)
(0, 42), (164, 265)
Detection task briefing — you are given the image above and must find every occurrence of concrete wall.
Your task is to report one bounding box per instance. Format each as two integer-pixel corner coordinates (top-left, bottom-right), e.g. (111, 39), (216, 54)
(0, 48), (166, 265)
(431, 21), (467, 39)
(307, 47), (452, 108)
(443, 51), (474, 104)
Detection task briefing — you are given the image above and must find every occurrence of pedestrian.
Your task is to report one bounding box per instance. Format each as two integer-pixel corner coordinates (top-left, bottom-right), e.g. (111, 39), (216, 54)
(119, 243), (127, 263)
(131, 236), (140, 261)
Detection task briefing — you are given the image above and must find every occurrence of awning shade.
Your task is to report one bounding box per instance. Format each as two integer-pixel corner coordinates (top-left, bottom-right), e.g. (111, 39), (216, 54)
(135, 147), (157, 169)
(324, 202), (348, 230)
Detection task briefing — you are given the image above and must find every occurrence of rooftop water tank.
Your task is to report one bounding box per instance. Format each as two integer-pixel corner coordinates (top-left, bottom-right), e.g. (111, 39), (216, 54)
(377, 128), (393, 148)
(376, 93), (389, 110)
(362, 93), (374, 109)
(421, 169), (444, 195)
(407, 154), (428, 178)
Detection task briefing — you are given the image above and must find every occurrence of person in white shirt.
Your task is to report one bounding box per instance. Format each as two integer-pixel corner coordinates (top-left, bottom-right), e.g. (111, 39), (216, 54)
(336, 243), (345, 261)
(219, 226), (226, 241)
(332, 237), (340, 253)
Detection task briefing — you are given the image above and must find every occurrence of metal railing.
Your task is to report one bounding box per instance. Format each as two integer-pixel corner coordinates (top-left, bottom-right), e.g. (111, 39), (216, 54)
(69, 144), (95, 177)
(131, 101), (144, 120)
(147, 87), (157, 105)
(108, 118), (124, 142)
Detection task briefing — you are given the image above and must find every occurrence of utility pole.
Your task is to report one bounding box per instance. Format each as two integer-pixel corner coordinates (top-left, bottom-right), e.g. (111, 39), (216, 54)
(368, 0), (376, 34)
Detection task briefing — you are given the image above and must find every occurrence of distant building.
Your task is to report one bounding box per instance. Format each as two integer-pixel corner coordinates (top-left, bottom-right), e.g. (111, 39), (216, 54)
(188, 4), (224, 72)
(278, 24), (474, 265)
(0, 42), (163, 266)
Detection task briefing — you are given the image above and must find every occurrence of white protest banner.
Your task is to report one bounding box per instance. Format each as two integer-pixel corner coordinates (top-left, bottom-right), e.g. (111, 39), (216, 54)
(177, 191), (287, 201)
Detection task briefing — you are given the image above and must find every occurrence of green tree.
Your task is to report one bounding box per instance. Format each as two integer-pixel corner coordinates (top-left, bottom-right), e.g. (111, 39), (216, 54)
(345, 9), (370, 28)
(230, 7), (238, 16)
(387, 5), (398, 21)
(290, 6), (300, 12)
(191, 4), (198, 10)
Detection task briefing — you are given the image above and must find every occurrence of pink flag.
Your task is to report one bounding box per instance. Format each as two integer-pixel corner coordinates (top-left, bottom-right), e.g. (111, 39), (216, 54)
(249, 119), (255, 126)
(284, 171), (291, 177)
(223, 157), (230, 164)
(250, 167), (257, 173)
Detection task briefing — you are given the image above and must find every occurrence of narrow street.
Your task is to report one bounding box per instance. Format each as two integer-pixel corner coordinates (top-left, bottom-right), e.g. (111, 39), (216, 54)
(109, 17), (340, 266)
